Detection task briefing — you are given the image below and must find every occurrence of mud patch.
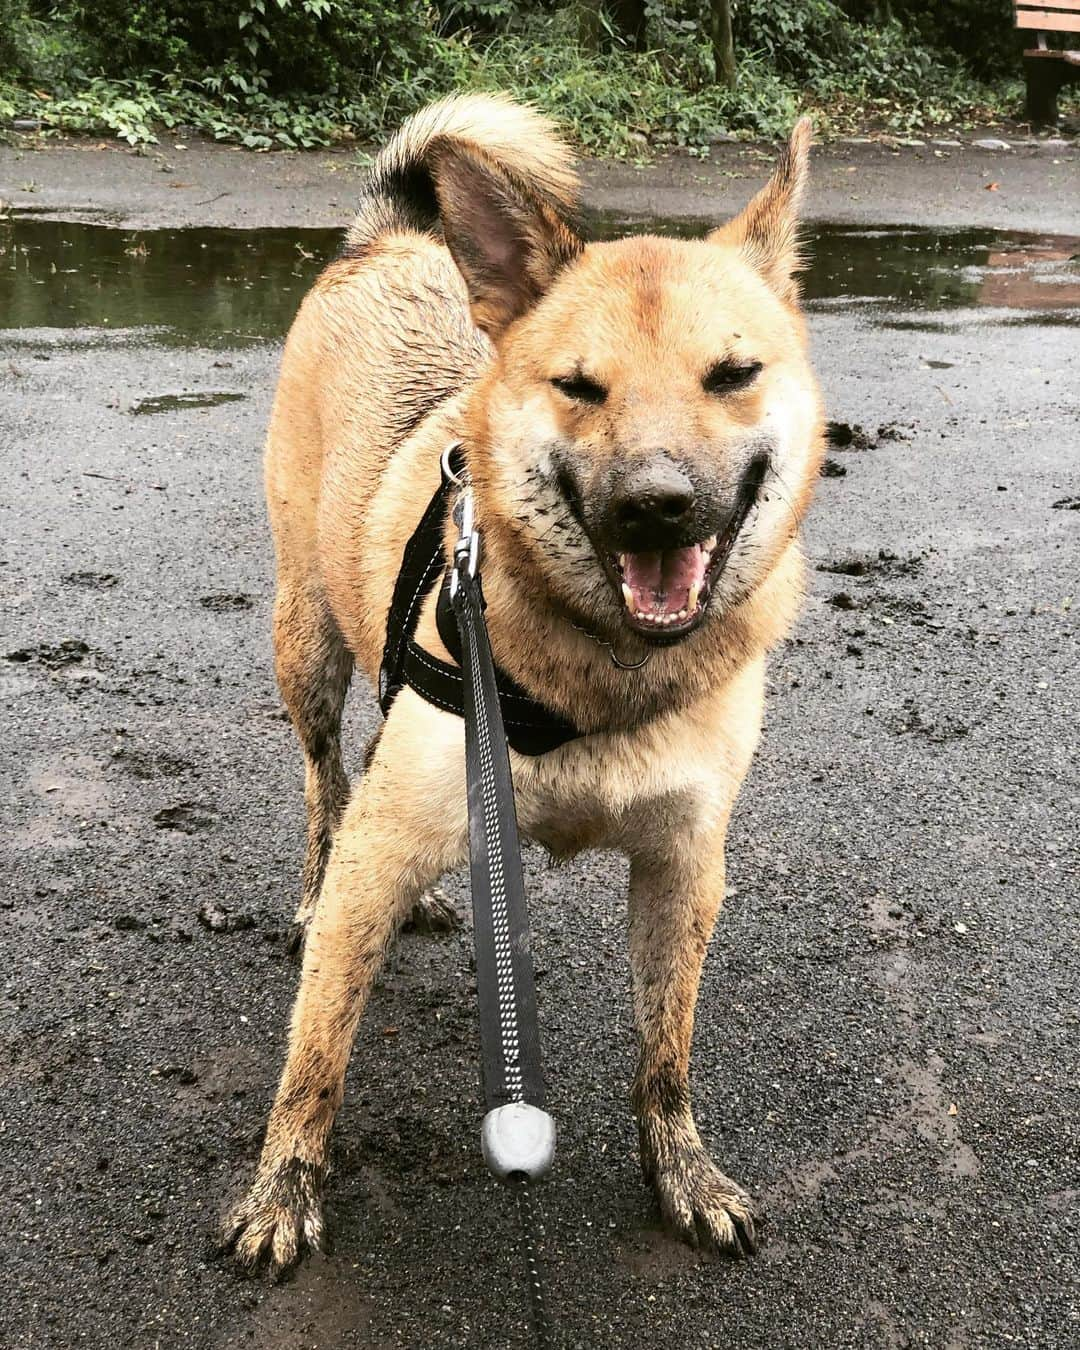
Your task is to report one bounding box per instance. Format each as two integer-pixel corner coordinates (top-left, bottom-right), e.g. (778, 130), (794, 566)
(615, 1225), (702, 1281)
(199, 593), (254, 613)
(129, 391), (246, 415)
(62, 571), (118, 591)
(887, 702), (970, 742)
(153, 802), (218, 833)
(29, 756), (112, 815)
(817, 551), (924, 579)
(827, 421), (876, 451)
(112, 746), (193, 781)
(220, 1256), (377, 1350)
(826, 420), (918, 452)
(197, 900), (256, 934)
(894, 1057), (981, 1180)
(5, 639), (91, 669)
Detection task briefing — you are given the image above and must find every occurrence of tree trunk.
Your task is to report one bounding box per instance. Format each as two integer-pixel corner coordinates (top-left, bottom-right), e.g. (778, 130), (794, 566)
(608, 0), (647, 52)
(710, 0), (737, 89)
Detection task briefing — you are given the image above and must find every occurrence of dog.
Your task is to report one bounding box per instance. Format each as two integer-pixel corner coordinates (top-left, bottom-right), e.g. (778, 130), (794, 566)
(222, 93), (824, 1272)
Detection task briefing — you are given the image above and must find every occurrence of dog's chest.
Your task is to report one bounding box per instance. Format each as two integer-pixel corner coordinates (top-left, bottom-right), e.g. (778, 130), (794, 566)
(512, 720), (728, 861)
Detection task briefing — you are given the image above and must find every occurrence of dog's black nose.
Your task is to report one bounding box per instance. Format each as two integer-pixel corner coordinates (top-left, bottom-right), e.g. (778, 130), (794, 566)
(607, 457), (696, 544)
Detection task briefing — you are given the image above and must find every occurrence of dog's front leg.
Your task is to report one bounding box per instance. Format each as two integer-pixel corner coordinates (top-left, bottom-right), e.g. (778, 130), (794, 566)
(222, 702), (467, 1273)
(628, 822), (761, 1256)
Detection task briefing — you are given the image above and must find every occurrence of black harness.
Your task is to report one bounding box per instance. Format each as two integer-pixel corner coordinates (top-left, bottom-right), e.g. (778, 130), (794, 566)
(378, 443), (581, 756)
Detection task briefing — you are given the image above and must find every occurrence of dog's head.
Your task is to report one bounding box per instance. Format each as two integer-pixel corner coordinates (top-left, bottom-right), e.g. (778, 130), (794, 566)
(436, 122), (823, 646)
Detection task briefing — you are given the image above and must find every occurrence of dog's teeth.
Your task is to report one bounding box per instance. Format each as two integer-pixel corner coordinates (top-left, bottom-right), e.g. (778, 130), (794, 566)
(703, 535), (717, 554)
(621, 583), (637, 614)
(688, 582), (700, 612)
(618, 553), (627, 569)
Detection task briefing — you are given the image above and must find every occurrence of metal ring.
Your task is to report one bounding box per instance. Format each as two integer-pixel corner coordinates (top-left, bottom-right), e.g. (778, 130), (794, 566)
(440, 440), (465, 487)
(570, 617), (652, 671)
(609, 646), (651, 670)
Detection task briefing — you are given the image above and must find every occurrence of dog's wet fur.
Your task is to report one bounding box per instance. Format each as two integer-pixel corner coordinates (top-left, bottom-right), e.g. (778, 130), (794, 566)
(220, 94), (824, 1273)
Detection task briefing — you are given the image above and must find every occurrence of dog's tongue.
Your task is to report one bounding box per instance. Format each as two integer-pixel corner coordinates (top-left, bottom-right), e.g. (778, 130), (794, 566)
(622, 545), (706, 618)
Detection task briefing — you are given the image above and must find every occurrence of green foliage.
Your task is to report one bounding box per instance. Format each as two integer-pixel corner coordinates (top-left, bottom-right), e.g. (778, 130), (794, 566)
(878, 1), (1017, 81)
(730, 0), (1003, 129)
(0, 0), (36, 77)
(50, 0), (436, 94)
(383, 9), (798, 154)
(0, 1), (1039, 153)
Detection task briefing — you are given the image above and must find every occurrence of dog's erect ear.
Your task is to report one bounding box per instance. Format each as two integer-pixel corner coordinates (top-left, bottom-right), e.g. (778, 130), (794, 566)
(431, 145), (582, 338)
(709, 118), (812, 306)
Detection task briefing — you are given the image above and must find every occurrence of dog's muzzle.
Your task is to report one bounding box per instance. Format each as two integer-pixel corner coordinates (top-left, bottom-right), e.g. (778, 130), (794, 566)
(560, 451), (769, 643)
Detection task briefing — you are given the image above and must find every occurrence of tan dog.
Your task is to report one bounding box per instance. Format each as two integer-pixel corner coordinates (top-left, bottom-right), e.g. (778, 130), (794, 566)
(222, 94), (824, 1272)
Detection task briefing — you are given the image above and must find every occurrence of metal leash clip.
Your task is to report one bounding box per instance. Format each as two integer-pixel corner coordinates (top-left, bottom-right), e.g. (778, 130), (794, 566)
(449, 485), (481, 603)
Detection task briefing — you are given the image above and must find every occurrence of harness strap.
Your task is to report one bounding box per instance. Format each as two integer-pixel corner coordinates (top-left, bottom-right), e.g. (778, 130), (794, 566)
(378, 446), (581, 756)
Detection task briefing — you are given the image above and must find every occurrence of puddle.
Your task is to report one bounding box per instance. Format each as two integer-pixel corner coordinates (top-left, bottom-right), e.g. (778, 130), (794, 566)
(0, 219), (339, 345)
(0, 214), (1076, 346)
(592, 216), (1080, 319)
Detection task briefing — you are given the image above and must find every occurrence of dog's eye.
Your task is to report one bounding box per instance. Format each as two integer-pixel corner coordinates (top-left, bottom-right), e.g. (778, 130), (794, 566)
(703, 360), (762, 396)
(551, 373), (607, 406)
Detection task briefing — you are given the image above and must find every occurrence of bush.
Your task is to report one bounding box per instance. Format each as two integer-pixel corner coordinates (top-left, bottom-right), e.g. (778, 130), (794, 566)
(869, 1), (1018, 80)
(1, 0), (33, 76)
(51, 1), (437, 95)
(0, 1), (1039, 152)
(388, 8), (799, 153)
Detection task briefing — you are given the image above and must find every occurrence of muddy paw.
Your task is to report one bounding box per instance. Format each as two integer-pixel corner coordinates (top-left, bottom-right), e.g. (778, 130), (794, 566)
(649, 1143), (761, 1257)
(219, 1158), (325, 1276)
(404, 886), (460, 935)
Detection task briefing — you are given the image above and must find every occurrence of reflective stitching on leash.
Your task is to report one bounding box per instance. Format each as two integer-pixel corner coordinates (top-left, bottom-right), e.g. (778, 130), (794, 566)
(465, 611), (524, 1101)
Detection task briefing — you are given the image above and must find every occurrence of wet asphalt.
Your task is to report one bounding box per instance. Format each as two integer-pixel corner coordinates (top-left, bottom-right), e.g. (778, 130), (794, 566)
(1, 152), (1079, 1350)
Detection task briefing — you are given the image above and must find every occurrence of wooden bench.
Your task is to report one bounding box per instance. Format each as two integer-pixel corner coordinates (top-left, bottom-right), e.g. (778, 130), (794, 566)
(1015, 2), (1080, 123)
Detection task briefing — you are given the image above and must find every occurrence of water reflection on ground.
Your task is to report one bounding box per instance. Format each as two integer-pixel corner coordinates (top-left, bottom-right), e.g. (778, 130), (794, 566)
(1, 212), (1076, 346)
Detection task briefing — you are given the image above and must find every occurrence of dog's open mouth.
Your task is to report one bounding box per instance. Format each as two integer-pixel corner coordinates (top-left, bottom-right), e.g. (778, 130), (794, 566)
(610, 530), (730, 638)
(606, 457), (766, 641)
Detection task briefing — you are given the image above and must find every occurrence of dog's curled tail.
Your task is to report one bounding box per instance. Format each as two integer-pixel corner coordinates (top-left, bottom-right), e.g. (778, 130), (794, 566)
(343, 93), (578, 256)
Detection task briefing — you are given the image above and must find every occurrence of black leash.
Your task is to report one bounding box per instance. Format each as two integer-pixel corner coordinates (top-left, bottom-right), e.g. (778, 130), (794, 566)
(513, 1174), (554, 1347)
(446, 447), (558, 1348)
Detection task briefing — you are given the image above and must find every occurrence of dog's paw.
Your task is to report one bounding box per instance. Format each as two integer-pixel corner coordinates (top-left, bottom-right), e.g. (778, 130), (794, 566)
(219, 1158), (325, 1277)
(642, 1128), (761, 1257)
(404, 886), (460, 935)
